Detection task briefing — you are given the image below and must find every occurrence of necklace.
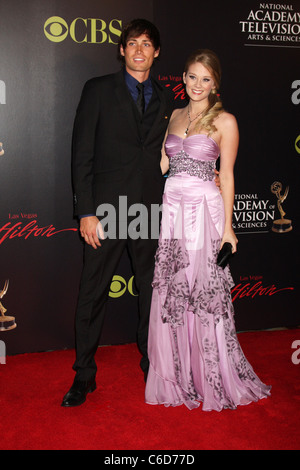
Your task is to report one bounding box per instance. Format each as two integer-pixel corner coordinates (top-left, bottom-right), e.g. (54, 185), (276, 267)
(184, 107), (204, 136)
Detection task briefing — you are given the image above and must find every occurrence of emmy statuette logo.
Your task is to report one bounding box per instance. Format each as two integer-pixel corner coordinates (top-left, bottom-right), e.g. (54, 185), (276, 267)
(270, 182), (292, 233)
(0, 280), (17, 331)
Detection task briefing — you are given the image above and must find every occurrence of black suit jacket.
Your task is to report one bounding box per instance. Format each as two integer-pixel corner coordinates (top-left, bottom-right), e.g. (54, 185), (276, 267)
(72, 69), (174, 218)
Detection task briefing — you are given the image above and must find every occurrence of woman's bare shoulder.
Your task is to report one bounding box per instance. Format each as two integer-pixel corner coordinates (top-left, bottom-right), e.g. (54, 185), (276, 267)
(216, 111), (238, 130)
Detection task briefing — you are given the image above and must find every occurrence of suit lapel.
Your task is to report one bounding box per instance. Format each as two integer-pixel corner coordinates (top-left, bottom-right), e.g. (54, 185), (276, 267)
(114, 71), (141, 137)
(113, 71), (170, 142)
(144, 78), (169, 143)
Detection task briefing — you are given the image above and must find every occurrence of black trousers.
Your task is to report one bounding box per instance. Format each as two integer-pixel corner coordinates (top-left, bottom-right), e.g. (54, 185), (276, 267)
(72, 232), (158, 381)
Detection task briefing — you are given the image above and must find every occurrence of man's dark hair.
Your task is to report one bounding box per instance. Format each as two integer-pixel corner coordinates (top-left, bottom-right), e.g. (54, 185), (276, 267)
(118, 18), (161, 62)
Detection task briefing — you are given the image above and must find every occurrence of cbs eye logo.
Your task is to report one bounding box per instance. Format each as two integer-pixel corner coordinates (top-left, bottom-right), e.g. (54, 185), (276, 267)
(109, 275), (138, 298)
(43, 16), (122, 44)
(44, 17), (68, 42)
(295, 135), (300, 155)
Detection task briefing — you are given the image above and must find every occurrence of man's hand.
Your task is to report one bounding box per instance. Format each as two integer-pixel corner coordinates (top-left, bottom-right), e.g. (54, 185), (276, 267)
(80, 216), (104, 249)
(214, 169), (221, 191)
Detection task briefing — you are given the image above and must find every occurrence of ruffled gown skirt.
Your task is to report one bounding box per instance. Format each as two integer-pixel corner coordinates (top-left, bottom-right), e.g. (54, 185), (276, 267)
(145, 175), (271, 411)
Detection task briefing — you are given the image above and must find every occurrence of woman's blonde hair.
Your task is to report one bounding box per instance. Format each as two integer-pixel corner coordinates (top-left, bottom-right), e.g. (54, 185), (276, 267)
(184, 49), (223, 135)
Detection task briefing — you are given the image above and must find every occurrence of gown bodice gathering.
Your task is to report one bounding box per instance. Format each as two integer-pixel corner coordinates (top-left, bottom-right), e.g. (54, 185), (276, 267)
(165, 133), (219, 181)
(166, 133), (219, 161)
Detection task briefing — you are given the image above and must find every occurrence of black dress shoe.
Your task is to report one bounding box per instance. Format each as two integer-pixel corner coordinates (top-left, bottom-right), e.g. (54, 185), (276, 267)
(61, 377), (96, 407)
(143, 367), (149, 383)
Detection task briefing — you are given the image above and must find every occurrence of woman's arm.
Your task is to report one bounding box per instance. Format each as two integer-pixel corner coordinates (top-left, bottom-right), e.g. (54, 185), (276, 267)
(218, 113), (239, 253)
(160, 129), (169, 175)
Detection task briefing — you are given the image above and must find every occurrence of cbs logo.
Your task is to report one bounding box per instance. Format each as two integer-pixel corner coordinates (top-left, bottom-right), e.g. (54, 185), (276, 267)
(295, 135), (300, 155)
(109, 275), (138, 298)
(44, 16), (122, 44)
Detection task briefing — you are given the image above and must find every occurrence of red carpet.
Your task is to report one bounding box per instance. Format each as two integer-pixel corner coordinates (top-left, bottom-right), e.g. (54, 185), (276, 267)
(0, 329), (299, 450)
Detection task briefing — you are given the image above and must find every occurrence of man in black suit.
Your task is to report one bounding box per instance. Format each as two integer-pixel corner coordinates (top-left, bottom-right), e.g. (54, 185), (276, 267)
(62, 19), (174, 407)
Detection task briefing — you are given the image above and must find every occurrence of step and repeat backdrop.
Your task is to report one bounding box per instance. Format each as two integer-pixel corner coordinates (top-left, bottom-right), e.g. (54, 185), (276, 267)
(0, 0), (299, 355)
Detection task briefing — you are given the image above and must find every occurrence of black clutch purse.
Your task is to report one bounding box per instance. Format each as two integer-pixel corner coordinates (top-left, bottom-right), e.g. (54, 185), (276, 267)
(217, 242), (233, 269)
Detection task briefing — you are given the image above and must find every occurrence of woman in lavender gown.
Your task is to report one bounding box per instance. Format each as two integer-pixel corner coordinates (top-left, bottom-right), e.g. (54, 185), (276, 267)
(145, 49), (271, 411)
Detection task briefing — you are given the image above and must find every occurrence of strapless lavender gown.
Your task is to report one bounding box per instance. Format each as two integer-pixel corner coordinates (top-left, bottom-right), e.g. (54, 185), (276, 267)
(145, 134), (271, 411)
